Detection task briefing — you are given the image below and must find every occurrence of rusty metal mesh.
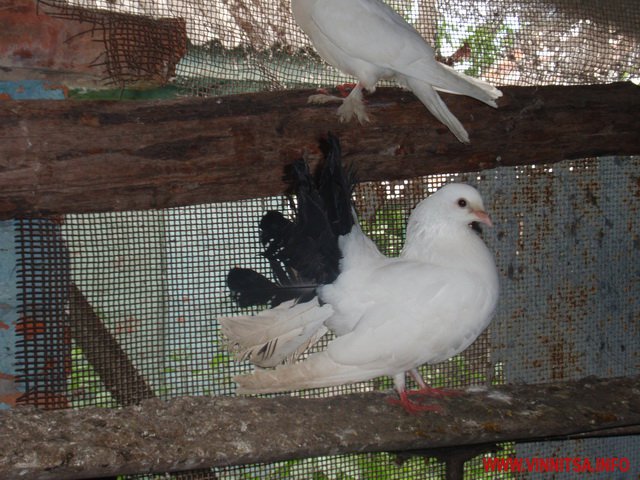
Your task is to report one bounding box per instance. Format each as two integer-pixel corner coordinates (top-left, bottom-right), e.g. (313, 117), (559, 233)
(15, 156), (640, 478)
(36, 0), (640, 92)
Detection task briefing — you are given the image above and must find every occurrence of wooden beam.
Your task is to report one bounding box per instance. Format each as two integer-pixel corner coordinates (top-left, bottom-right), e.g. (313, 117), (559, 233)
(0, 375), (639, 479)
(0, 83), (638, 219)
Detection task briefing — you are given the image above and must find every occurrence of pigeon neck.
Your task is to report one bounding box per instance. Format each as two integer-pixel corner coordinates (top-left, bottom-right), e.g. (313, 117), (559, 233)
(401, 222), (494, 275)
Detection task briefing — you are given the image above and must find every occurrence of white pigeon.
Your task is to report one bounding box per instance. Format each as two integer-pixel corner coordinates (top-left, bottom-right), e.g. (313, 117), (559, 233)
(291, 0), (502, 143)
(219, 135), (499, 413)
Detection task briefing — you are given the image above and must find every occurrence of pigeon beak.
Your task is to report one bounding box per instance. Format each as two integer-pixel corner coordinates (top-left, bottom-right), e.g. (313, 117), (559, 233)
(472, 210), (493, 227)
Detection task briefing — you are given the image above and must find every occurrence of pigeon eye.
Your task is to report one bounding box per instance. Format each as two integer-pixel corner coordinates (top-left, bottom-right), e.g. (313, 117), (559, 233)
(457, 198), (467, 208)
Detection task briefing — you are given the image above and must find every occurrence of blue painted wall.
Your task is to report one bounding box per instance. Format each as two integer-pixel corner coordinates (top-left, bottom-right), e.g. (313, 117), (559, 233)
(0, 80), (66, 409)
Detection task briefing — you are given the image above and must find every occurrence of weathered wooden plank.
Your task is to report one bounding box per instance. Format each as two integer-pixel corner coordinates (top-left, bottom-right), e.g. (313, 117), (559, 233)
(0, 83), (638, 219)
(0, 375), (638, 479)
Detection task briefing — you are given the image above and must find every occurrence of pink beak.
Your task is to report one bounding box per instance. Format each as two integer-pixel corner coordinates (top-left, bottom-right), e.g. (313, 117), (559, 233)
(472, 210), (493, 227)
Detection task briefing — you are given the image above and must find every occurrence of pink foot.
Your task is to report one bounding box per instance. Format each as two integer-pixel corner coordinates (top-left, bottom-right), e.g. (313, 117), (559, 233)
(387, 390), (443, 414)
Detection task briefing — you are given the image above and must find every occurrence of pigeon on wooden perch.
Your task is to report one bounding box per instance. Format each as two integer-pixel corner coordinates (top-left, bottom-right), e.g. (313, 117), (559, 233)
(219, 134), (499, 413)
(290, 0), (502, 143)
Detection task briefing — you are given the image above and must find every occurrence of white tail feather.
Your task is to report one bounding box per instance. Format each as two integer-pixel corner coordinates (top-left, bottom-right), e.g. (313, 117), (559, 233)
(405, 77), (471, 143)
(235, 350), (382, 394)
(416, 61), (502, 107)
(219, 299), (332, 368)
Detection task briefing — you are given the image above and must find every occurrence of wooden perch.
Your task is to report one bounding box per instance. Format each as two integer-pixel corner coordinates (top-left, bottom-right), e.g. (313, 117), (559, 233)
(0, 375), (639, 479)
(0, 82), (638, 219)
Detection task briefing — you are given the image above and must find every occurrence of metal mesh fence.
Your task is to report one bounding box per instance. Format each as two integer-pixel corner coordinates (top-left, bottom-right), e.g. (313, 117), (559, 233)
(15, 156), (640, 478)
(10, 0), (640, 477)
(36, 0), (640, 92)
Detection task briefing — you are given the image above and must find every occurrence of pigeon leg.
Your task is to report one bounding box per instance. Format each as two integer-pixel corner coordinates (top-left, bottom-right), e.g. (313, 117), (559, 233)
(308, 82), (369, 123)
(386, 373), (443, 414)
(407, 368), (463, 398)
(388, 389), (444, 414)
(337, 83), (369, 123)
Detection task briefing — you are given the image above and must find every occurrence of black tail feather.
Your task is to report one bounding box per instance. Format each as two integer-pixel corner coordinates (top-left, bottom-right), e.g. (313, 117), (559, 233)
(228, 133), (357, 308)
(227, 268), (316, 307)
(318, 133), (357, 237)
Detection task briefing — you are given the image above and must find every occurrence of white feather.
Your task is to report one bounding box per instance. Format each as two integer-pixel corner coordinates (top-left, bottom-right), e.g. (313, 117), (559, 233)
(219, 298), (333, 368)
(235, 350), (387, 394)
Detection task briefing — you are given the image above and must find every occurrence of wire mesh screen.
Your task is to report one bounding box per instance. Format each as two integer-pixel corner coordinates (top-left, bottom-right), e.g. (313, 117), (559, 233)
(36, 0), (640, 93)
(6, 0), (639, 477)
(15, 156), (640, 478)
(15, 218), (71, 410)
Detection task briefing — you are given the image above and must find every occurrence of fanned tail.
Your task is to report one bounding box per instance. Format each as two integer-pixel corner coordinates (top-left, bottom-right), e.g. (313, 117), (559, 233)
(221, 134), (358, 376)
(219, 299), (333, 368)
(227, 268), (317, 308)
(318, 133), (358, 237)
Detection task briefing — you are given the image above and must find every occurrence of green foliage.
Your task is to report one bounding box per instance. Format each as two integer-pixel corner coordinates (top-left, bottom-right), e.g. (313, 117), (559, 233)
(359, 203), (408, 257)
(68, 345), (117, 409)
(461, 23), (514, 77)
(357, 453), (444, 479)
(436, 19), (515, 77)
(210, 349), (233, 369)
(434, 18), (454, 53)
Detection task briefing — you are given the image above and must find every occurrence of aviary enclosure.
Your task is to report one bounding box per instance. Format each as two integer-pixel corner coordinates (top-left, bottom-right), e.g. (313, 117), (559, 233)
(0, 0), (639, 478)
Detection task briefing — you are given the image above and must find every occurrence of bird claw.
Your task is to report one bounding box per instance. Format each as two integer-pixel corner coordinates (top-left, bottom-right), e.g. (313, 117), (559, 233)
(309, 83), (369, 123)
(337, 94), (369, 124)
(307, 93), (370, 123)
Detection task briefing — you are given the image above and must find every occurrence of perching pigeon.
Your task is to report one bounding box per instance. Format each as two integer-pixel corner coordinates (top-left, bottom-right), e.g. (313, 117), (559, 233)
(291, 0), (502, 143)
(219, 134), (499, 413)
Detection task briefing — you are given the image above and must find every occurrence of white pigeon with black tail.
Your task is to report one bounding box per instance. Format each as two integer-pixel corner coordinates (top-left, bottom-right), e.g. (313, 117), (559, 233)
(219, 134), (499, 413)
(291, 0), (502, 143)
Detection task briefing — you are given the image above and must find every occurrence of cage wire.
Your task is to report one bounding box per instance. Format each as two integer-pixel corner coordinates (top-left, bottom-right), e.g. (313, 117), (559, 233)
(12, 0), (640, 478)
(36, 0), (640, 92)
(15, 156), (640, 479)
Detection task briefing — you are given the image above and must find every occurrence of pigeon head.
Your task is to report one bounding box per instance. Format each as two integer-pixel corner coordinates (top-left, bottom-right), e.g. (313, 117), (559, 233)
(409, 183), (493, 233)
(434, 183), (492, 227)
